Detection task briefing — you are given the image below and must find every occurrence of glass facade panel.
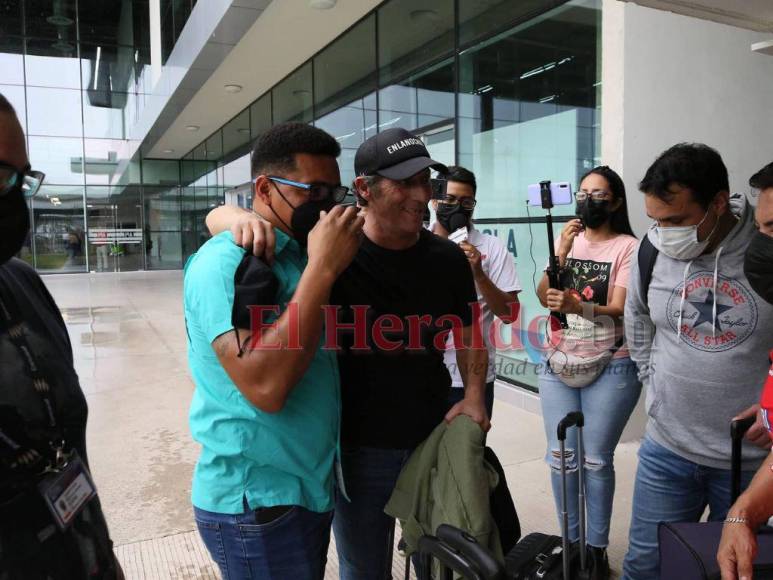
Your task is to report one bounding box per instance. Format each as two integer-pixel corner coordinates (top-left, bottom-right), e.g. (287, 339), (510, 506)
(142, 159), (180, 185)
(27, 136), (84, 185)
(78, 0), (148, 47)
(315, 98), (377, 188)
(222, 154), (250, 188)
(83, 138), (135, 185)
(146, 231), (182, 270)
(314, 15), (376, 119)
(205, 131), (223, 163)
(25, 0), (77, 40)
(377, 0), (454, 86)
(3, 0), (197, 273)
(82, 91), (130, 139)
(0, 1), (22, 37)
(31, 185), (87, 274)
(458, 0), (600, 222)
(26, 87), (83, 137)
(144, 185), (182, 270)
(312, 15), (378, 188)
(0, 36), (24, 85)
(250, 94), (271, 140)
(180, 186), (197, 262)
(160, 0), (197, 64)
(86, 185), (144, 272)
(459, 0), (564, 47)
(379, 60), (456, 166)
(24, 37), (81, 89)
(144, 186), (181, 231)
(272, 63), (313, 124)
(81, 42), (139, 95)
(222, 108), (250, 160)
(0, 85), (27, 125)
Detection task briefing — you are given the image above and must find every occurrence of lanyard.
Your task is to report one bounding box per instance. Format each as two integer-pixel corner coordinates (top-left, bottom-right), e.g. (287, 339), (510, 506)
(0, 290), (66, 469)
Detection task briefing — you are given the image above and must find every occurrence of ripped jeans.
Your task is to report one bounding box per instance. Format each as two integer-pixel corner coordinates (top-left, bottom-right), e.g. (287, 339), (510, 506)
(539, 356), (641, 547)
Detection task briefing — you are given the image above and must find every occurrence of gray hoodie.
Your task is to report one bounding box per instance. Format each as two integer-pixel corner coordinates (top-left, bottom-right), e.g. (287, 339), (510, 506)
(625, 194), (773, 470)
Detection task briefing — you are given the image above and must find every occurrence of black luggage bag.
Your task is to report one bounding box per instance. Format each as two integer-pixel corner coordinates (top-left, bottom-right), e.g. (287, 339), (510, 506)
(504, 412), (589, 580)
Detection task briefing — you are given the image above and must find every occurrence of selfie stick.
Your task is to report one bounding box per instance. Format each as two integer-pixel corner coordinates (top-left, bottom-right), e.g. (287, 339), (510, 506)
(541, 180), (568, 329)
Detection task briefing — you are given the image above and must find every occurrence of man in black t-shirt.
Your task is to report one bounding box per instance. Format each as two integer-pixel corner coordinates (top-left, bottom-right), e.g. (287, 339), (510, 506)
(0, 93), (120, 578)
(203, 128), (489, 579)
(331, 128), (488, 579)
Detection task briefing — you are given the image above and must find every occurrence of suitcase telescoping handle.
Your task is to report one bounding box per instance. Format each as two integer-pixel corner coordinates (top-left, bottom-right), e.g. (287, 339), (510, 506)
(731, 415), (756, 503)
(557, 411), (587, 578)
(417, 534), (495, 580)
(557, 412), (584, 442)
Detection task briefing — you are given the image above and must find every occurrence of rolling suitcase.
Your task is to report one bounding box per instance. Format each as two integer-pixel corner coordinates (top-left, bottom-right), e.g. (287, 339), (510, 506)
(658, 416), (773, 579)
(400, 446), (519, 580)
(415, 524), (505, 580)
(415, 412), (590, 579)
(504, 412), (589, 580)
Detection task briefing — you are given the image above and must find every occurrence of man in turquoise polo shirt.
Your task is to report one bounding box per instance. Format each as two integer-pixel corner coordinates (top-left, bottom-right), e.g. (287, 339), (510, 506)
(183, 123), (363, 580)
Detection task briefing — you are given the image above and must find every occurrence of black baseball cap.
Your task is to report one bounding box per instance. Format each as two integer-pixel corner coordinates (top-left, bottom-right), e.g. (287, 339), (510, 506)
(354, 128), (448, 180)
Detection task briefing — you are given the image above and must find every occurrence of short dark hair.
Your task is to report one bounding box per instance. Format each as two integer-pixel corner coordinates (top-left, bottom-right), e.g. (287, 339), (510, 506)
(445, 165), (477, 195)
(639, 143), (729, 209)
(581, 165), (636, 237)
(0, 93), (18, 117)
(250, 122), (341, 178)
(749, 162), (773, 191)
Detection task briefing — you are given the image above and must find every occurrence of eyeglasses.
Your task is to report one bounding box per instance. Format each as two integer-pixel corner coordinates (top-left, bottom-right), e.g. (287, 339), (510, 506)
(439, 194), (477, 210)
(574, 189), (611, 202)
(268, 176), (349, 203)
(0, 162), (45, 198)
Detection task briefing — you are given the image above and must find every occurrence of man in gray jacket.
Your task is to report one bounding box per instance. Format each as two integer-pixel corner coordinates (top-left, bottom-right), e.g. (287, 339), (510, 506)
(623, 143), (773, 580)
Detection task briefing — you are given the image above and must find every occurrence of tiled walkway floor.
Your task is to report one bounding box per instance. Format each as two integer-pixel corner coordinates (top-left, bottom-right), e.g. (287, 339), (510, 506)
(44, 271), (640, 579)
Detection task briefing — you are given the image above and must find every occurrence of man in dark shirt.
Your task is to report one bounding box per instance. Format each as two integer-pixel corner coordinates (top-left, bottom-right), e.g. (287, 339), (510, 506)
(205, 128), (489, 579)
(330, 131), (489, 578)
(0, 93), (120, 578)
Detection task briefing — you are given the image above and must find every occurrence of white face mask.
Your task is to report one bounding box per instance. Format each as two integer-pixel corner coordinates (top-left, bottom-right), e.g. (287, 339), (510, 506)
(655, 208), (719, 260)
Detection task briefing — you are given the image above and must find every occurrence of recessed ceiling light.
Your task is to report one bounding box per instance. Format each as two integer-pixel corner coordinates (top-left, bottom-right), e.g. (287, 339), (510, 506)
(163, 149), (175, 154)
(410, 9), (439, 23)
(293, 89), (311, 98)
(224, 84), (243, 94)
(51, 40), (75, 53)
(237, 128), (250, 135)
(752, 39), (773, 56)
(309, 0), (336, 8)
(46, 15), (74, 26)
(185, 125), (200, 131)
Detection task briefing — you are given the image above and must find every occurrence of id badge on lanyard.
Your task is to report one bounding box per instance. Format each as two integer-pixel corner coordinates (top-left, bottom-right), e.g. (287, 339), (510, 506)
(37, 449), (97, 530)
(0, 292), (97, 530)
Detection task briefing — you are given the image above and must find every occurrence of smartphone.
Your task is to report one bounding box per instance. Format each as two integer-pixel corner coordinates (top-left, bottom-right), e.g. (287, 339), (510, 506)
(431, 178), (447, 200)
(527, 181), (573, 206)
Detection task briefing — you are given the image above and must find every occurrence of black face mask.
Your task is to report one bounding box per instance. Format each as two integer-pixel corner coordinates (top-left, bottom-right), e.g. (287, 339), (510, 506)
(269, 183), (336, 248)
(0, 187), (30, 265)
(436, 203), (473, 232)
(744, 229), (773, 305)
(576, 199), (611, 229)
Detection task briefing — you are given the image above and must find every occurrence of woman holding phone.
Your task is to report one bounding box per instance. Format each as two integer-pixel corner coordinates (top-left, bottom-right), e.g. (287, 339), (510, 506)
(536, 166), (640, 580)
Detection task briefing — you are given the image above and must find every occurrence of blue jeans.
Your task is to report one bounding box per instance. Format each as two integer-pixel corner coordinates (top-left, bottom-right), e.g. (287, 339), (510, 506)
(333, 446), (412, 580)
(622, 435), (757, 580)
(539, 356), (642, 548)
(194, 501), (333, 580)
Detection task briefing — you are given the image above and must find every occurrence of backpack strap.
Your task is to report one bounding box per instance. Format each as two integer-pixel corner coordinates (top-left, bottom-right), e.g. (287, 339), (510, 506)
(637, 234), (659, 310)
